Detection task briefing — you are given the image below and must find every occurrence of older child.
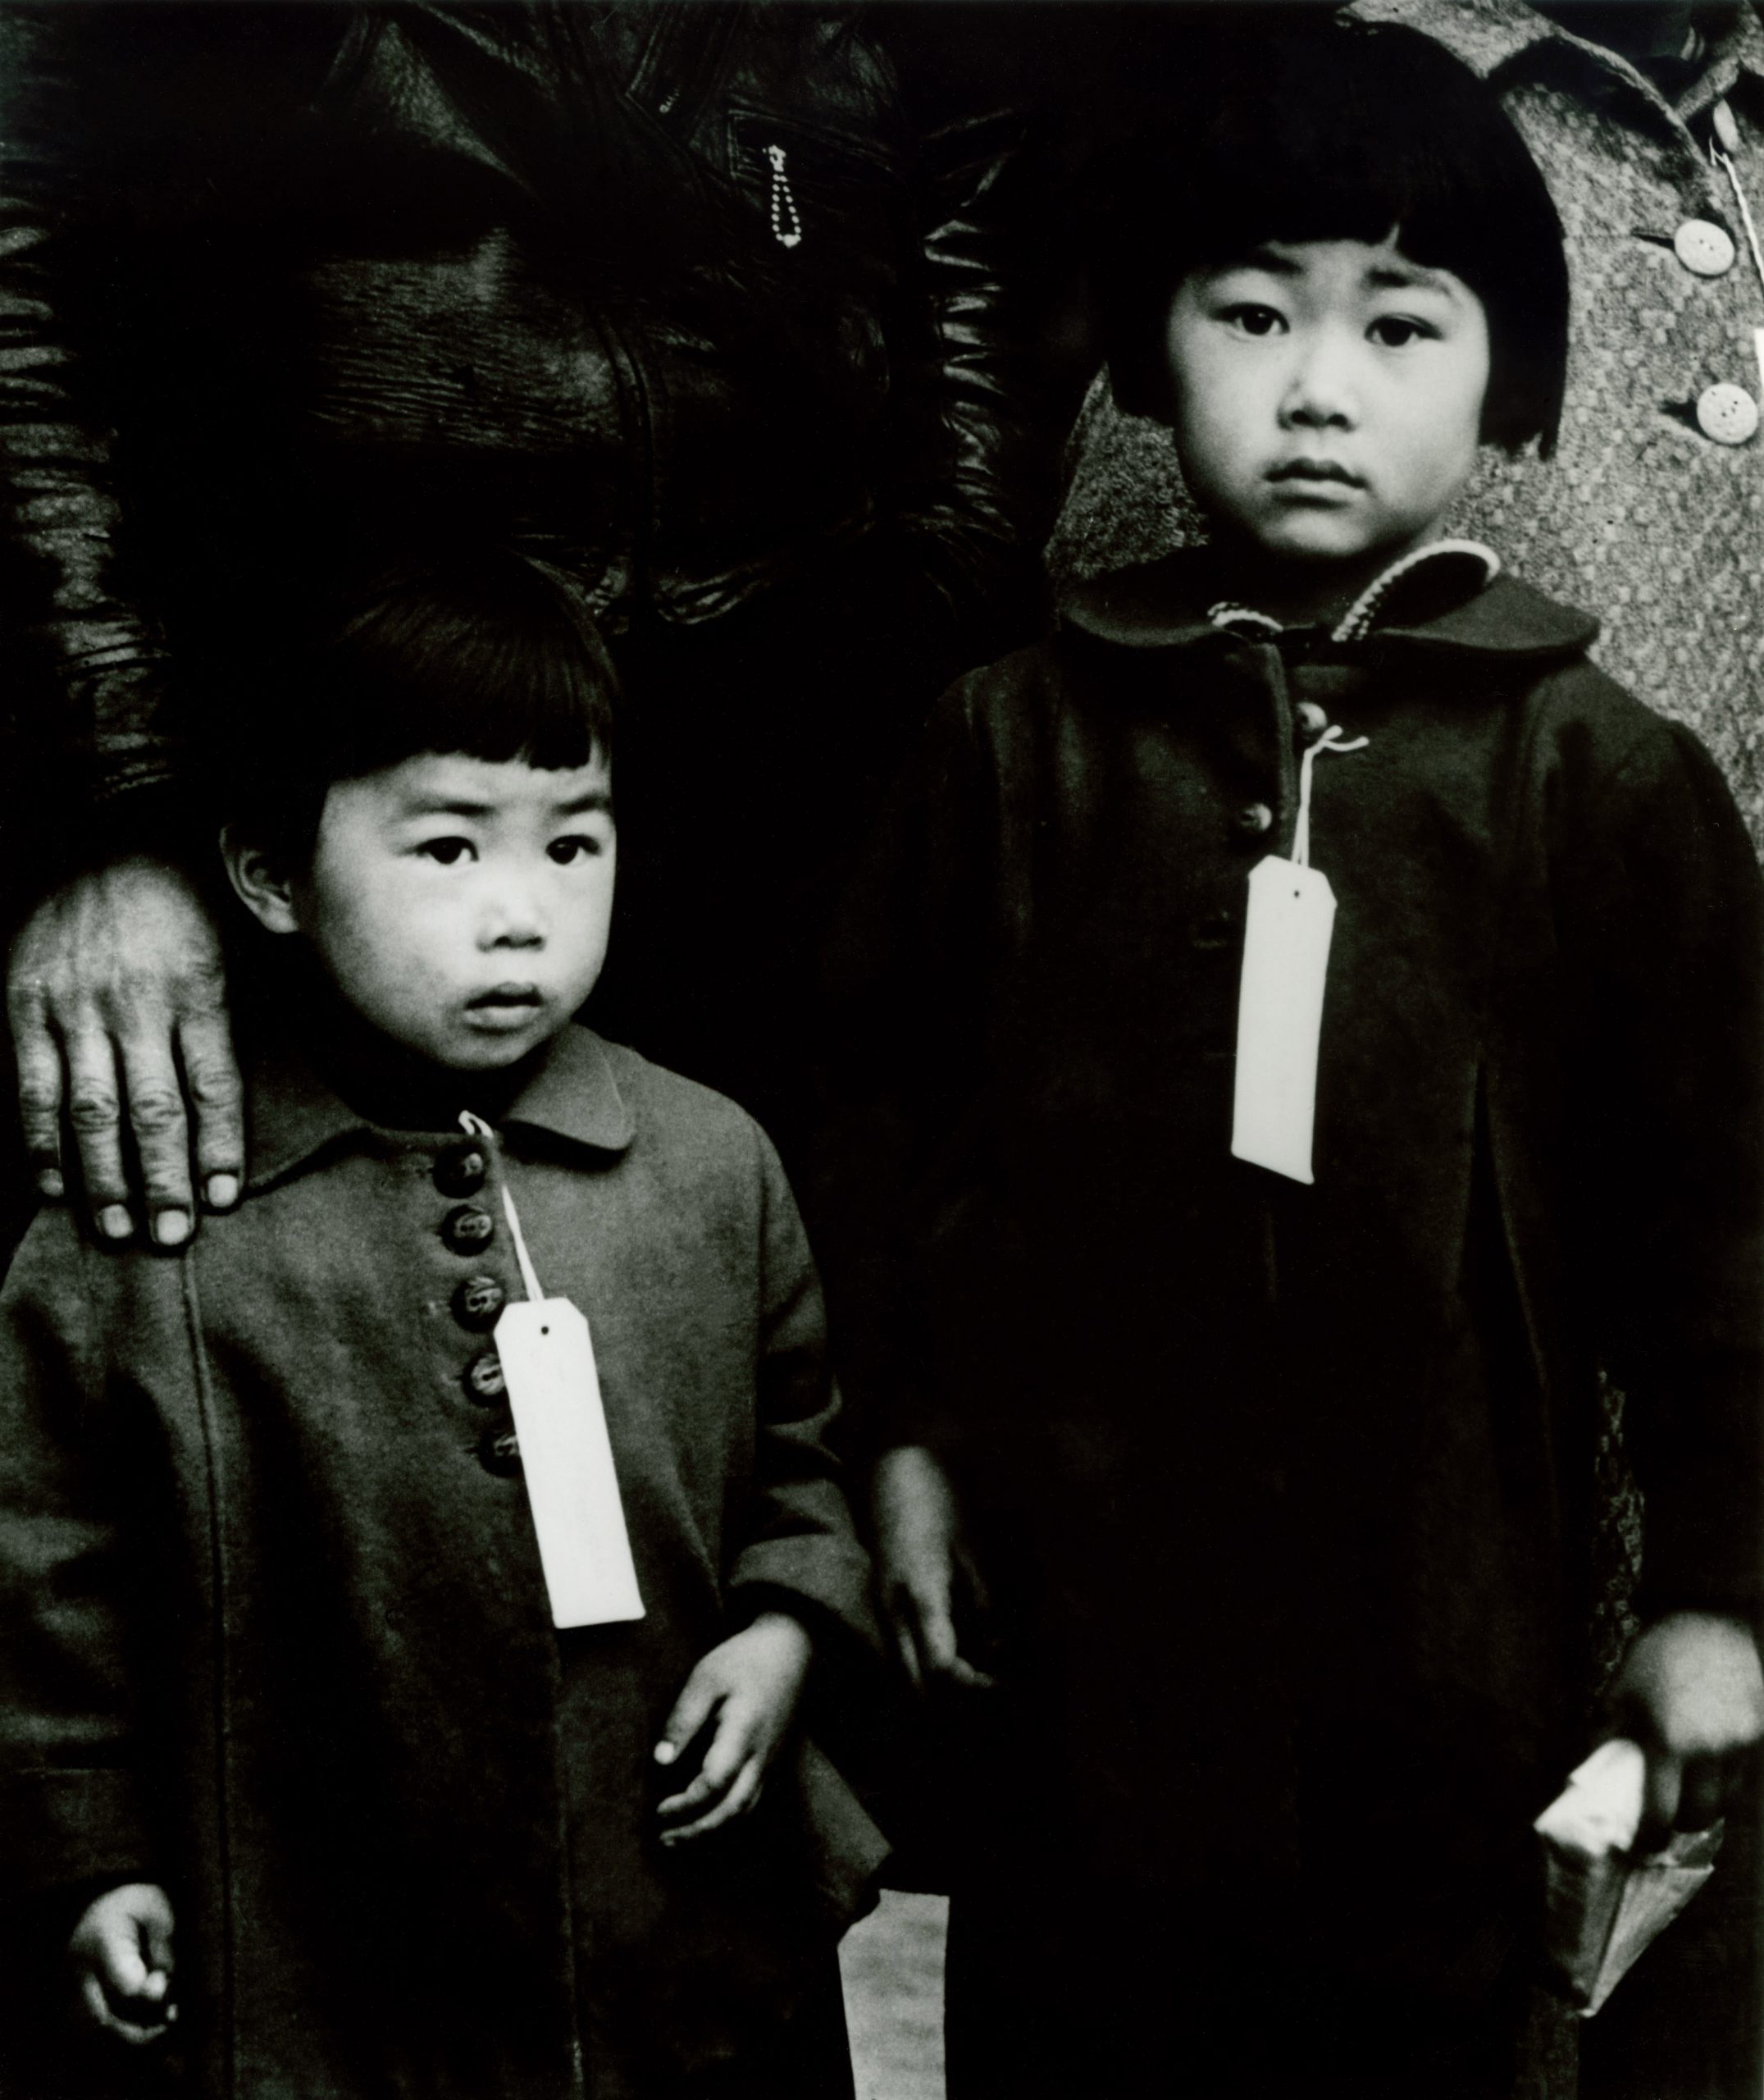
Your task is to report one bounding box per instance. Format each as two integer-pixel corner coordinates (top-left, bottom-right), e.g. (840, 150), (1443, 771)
(821, 22), (1764, 2098)
(0, 553), (882, 2099)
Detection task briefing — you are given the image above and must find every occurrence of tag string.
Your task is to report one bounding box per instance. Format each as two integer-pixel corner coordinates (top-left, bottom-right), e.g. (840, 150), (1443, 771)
(1292, 725), (1369, 870)
(459, 1111), (546, 1303)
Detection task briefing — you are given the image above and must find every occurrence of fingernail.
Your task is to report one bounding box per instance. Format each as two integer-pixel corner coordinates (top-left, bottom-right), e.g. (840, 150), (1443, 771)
(36, 1170), (64, 1201)
(205, 1174), (239, 1211)
(153, 1210), (191, 1248)
(98, 1207), (132, 1240)
(654, 1742), (677, 1765)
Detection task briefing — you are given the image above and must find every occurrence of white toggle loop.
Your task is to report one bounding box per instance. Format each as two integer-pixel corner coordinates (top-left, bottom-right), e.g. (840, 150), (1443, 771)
(1292, 725), (1369, 870)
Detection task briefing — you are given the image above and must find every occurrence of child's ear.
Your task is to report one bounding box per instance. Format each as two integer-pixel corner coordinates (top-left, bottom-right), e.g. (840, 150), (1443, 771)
(219, 825), (301, 937)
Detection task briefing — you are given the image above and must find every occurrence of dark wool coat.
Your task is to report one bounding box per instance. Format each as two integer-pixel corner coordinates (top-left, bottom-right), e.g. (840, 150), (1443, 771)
(814, 550), (1764, 2005)
(0, 1025), (883, 2099)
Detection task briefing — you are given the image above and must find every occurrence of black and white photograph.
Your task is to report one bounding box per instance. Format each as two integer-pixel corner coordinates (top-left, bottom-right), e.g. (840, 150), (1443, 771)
(0, 2), (1761, 2095)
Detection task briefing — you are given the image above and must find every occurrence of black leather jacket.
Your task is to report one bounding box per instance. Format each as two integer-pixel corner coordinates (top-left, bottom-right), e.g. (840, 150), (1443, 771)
(0, 3), (1067, 828)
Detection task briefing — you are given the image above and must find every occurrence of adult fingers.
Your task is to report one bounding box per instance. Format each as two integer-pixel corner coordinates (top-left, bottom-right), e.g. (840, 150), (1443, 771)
(178, 1007), (244, 1212)
(119, 1025), (194, 1245)
(8, 984), (66, 1200)
(662, 1756), (764, 1842)
(63, 1027), (133, 1240)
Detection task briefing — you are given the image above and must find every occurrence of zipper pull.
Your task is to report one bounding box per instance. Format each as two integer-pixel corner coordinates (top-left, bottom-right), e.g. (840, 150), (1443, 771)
(765, 143), (803, 249)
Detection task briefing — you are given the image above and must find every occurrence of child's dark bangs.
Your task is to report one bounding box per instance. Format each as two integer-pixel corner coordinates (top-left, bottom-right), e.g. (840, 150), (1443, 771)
(324, 556), (618, 780)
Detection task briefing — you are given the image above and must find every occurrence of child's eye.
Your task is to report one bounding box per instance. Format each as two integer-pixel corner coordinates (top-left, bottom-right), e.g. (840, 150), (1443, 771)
(1219, 303), (1286, 338)
(1368, 315), (1435, 349)
(417, 838), (475, 866)
(548, 835), (604, 865)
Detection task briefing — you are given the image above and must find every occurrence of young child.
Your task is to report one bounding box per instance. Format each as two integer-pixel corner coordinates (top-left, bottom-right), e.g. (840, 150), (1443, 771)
(819, 22), (1764, 2098)
(0, 553), (882, 2099)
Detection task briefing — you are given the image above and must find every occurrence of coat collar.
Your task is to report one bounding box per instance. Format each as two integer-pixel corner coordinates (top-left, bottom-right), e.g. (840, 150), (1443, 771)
(1347, 0), (1764, 122)
(1062, 542), (1600, 661)
(244, 1022), (636, 1192)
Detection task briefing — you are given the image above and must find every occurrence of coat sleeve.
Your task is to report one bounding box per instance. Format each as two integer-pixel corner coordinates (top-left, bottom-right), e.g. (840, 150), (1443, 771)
(803, 675), (1006, 1468)
(724, 1127), (878, 1659)
(0, 1210), (157, 1901)
(0, 7), (181, 858)
(1554, 709), (1764, 1628)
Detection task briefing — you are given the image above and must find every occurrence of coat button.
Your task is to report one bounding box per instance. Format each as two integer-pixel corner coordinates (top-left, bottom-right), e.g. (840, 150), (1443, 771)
(441, 1204), (495, 1254)
(434, 1144), (488, 1197)
(479, 1424), (522, 1477)
(1236, 801), (1274, 836)
(1696, 381), (1758, 445)
(464, 1350), (507, 1405)
(1674, 218), (1736, 276)
(454, 1275), (506, 1331)
(1294, 701), (1329, 737)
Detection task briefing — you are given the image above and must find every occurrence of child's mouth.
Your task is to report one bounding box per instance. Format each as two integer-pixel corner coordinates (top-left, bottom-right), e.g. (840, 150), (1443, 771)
(1267, 459), (1366, 489)
(465, 985), (545, 1028)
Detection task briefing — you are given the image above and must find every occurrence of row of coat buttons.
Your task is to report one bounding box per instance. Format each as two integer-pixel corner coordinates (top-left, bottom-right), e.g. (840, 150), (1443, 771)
(432, 1143), (517, 1469)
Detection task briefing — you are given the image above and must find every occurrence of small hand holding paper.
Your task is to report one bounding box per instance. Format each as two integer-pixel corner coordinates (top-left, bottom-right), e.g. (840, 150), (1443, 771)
(68, 1883), (177, 2044)
(655, 1611), (812, 1843)
(1609, 1611), (1764, 1839)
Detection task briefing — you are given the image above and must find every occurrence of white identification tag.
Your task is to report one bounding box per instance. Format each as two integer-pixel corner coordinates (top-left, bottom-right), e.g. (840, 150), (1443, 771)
(495, 1294), (645, 1628)
(1232, 856), (1337, 1185)
(1228, 721), (1365, 1187)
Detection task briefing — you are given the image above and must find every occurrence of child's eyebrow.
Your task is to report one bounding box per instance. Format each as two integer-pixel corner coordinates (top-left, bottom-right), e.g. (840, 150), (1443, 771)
(1365, 261), (1453, 295)
(400, 797), (498, 819)
(553, 791), (613, 817)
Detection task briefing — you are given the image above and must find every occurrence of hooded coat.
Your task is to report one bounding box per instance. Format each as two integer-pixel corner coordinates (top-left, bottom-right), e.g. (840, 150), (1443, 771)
(0, 1024), (883, 2099)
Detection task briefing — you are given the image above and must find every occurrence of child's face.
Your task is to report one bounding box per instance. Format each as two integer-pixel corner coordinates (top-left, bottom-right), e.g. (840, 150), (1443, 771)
(1160, 235), (1491, 578)
(290, 751), (616, 1071)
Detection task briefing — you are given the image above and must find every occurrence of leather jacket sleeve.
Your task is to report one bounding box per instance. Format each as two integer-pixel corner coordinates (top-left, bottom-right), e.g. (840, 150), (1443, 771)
(0, 7), (183, 856)
(853, 85), (1082, 701)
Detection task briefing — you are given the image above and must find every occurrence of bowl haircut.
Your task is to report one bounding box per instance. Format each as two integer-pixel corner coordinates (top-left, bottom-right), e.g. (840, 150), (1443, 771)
(1086, 19), (1570, 456)
(225, 550), (620, 864)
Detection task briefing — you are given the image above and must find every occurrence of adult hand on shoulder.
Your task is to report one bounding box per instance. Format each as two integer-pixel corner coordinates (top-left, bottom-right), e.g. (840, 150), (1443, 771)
(1610, 1611), (1764, 1840)
(7, 856), (242, 1244)
(872, 1443), (996, 1695)
(654, 1610), (814, 1843)
(68, 1883), (177, 2044)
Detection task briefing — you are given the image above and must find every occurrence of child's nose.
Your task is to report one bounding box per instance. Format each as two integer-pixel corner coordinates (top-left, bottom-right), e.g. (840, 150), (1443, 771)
(1279, 334), (1360, 430)
(480, 883), (546, 950)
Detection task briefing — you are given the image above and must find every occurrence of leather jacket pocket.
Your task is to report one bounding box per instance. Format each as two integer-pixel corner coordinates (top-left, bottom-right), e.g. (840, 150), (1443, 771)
(725, 109), (904, 286)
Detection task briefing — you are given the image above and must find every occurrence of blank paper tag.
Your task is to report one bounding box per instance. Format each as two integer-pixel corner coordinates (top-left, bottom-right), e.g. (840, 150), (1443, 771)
(1232, 856), (1337, 1185)
(495, 1297), (645, 1628)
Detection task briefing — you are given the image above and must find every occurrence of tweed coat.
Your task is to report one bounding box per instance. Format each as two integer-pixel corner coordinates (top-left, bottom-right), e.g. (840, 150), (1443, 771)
(1051, 0), (1764, 848)
(0, 1023), (882, 2099)
(814, 549), (1764, 2002)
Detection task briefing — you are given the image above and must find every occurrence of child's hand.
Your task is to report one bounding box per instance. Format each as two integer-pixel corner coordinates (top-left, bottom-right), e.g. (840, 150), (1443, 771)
(871, 1443), (996, 1694)
(68, 1882), (176, 2043)
(654, 1611), (813, 1844)
(1608, 1612), (1764, 1839)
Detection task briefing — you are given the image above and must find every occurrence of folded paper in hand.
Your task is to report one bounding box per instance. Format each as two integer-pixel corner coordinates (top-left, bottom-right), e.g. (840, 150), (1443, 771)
(1534, 1737), (1722, 2016)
